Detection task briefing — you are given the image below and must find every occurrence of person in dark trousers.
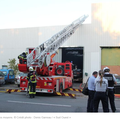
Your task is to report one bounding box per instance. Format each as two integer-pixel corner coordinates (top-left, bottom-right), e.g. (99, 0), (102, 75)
(27, 66), (37, 98)
(87, 71), (98, 112)
(103, 67), (117, 112)
(94, 70), (109, 112)
(18, 51), (28, 64)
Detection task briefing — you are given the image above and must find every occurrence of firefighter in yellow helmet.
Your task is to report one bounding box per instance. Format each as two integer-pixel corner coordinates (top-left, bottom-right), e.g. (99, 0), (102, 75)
(27, 66), (37, 98)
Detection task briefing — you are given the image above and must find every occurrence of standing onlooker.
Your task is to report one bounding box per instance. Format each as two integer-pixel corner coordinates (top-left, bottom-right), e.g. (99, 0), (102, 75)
(87, 71), (98, 112)
(103, 67), (117, 112)
(94, 70), (109, 112)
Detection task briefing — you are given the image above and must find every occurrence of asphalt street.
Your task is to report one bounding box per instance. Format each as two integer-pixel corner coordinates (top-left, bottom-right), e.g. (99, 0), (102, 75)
(0, 82), (120, 112)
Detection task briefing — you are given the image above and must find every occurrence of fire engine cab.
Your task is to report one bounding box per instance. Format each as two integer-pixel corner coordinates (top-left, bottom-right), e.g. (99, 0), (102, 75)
(18, 15), (88, 93)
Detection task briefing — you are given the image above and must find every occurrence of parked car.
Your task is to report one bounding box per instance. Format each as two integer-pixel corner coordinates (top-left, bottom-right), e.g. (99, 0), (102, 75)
(114, 76), (120, 94)
(15, 72), (28, 87)
(0, 71), (5, 85)
(0, 69), (15, 83)
(115, 76), (120, 84)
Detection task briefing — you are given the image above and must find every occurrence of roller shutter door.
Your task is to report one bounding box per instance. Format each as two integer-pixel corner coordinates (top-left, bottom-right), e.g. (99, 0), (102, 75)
(101, 47), (120, 75)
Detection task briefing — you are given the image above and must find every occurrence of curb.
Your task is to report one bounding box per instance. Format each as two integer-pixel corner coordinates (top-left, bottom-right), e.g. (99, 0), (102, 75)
(115, 94), (120, 98)
(55, 92), (76, 98)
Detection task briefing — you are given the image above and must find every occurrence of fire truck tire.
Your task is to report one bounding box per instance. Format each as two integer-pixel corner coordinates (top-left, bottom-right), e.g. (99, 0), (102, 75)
(54, 85), (56, 92)
(59, 83), (63, 92)
(55, 67), (64, 76)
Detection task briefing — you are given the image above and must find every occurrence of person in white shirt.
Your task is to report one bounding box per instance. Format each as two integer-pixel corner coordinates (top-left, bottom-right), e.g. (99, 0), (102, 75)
(94, 70), (109, 112)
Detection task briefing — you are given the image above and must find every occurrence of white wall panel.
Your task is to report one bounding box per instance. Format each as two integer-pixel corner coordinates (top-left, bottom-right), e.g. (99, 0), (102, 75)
(52, 49), (62, 63)
(91, 52), (100, 73)
(38, 26), (65, 45)
(0, 28), (39, 67)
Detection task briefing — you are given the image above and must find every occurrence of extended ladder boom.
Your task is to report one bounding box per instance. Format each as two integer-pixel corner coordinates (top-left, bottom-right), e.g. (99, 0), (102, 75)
(27, 15), (88, 68)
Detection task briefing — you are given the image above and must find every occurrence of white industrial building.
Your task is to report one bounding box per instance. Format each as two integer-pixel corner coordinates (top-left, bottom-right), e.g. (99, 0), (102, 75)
(0, 3), (120, 83)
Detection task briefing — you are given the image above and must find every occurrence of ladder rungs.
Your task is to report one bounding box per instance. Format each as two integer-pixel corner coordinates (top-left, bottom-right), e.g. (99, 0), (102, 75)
(27, 15), (88, 67)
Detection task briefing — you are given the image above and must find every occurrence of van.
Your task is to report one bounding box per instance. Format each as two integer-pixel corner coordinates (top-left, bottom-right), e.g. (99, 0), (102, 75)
(0, 69), (15, 83)
(0, 71), (5, 85)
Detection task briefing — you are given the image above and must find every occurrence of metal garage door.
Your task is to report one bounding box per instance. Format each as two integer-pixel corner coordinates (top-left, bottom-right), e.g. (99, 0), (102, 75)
(62, 47), (83, 79)
(101, 47), (120, 75)
(62, 47), (83, 70)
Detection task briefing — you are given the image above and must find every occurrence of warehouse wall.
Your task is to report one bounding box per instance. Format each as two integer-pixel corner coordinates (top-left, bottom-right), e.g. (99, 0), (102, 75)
(0, 28), (39, 68)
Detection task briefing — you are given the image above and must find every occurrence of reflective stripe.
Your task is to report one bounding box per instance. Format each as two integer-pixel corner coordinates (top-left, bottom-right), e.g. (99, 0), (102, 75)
(18, 56), (26, 60)
(19, 56), (24, 59)
(36, 77), (40, 81)
(29, 86), (33, 94)
(30, 75), (34, 80)
(30, 74), (37, 83)
(29, 86), (36, 94)
(21, 76), (26, 79)
(28, 81), (36, 83)
(31, 81), (36, 83)
(33, 92), (36, 94)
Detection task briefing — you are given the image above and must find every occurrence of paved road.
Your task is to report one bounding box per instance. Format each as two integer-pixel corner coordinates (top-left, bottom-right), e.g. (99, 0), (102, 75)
(0, 92), (86, 112)
(0, 83), (120, 112)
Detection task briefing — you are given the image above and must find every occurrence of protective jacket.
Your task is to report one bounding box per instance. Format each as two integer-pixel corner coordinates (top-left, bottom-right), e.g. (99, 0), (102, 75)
(27, 71), (37, 83)
(104, 74), (114, 87)
(18, 52), (27, 60)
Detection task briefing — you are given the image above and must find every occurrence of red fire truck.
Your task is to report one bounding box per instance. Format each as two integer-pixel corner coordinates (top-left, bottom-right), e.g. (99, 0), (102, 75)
(18, 15), (88, 93)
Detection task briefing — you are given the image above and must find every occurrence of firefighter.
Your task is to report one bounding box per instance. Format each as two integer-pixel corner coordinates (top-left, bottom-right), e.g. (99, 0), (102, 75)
(103, 67), (117, 112)
(18, 51), (28, 64)
(27, 66), (37, 98)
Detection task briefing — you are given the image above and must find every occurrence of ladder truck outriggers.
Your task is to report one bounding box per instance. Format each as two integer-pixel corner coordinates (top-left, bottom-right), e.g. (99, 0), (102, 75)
(18, 15), (88, 93)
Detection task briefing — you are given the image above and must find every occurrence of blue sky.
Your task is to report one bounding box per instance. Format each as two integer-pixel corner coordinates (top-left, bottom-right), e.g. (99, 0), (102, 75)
(0, 0), (119, 29)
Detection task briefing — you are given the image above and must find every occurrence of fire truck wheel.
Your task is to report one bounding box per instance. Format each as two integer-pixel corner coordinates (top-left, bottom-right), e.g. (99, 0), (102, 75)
(55, 67), (64, 76)
(59, 84), (63, 92)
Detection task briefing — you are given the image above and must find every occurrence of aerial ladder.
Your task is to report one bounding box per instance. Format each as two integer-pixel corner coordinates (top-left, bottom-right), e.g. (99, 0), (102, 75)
(18, 15), (88, 75)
